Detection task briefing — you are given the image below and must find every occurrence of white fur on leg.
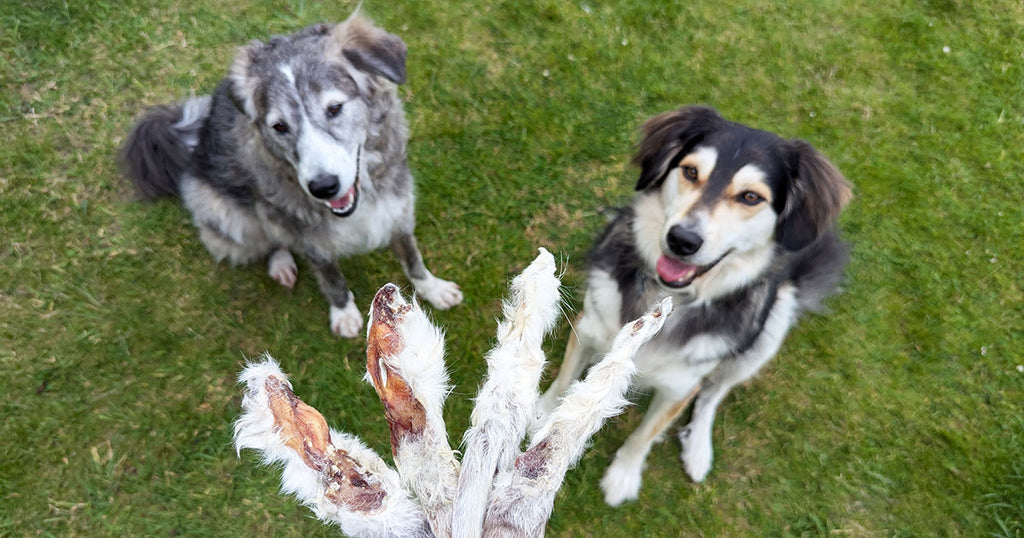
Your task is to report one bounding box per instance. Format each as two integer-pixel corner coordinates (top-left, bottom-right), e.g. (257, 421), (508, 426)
(267, 248), (298, 289)
(679, 420), (714, 483)
(679, 283), (800, 482)
(233, 356), (430, 537)
(453, 248), (561, 538)
(601, 446), (647, 506)
(410, 273), (463, 310)
(330, 292), (363, 338)
(600, 384), (701, 505)
(484, 297), (673, 533)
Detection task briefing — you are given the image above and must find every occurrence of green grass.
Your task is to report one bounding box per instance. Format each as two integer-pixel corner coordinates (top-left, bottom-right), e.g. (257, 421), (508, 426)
(2, 0), (1022, 535)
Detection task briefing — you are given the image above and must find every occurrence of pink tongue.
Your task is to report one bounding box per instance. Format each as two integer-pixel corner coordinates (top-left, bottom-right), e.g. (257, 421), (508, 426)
(656, 255), (698, 283)
(330, 186), (356, 209)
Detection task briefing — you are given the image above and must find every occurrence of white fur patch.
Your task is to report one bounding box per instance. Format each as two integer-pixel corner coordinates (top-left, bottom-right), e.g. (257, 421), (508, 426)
(327, 193), (411, 255)
(278, 64), (295, 84)
(731, 164), (769, 196)
(174, 95), (212, 150)
(579, 269), (626, 344)
(233, 355), (429, 536)
(453, 248), (561, 537)
(296, 116), (359, 194)
(631, 193), (668, 279)
(689, 146), (719, 179)
(330, 293), (363, 337)
(601, 448), (646, 506)
(267, 248), (298, 289)
(410, 274), (463, 310)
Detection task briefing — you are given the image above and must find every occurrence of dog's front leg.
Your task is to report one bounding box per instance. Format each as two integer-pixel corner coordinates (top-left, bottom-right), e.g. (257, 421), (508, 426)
(307, 255), (362, 338)
(600, 384), (700, 506)
(390, 232), (463, 310)
(680, 285), (799, 482)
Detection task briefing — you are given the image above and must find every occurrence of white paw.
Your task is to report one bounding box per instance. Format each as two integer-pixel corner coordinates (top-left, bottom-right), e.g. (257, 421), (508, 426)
(679, 425), (713, 482)
(267, 249), (297, 289)
(413, 276), (463, 310)
(600, 454), (644, 506)
(330, 298), (363, 338)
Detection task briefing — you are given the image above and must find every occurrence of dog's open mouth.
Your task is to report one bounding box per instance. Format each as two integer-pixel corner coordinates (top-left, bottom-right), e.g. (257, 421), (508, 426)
(325, 178), (359, 217)
(655, 250), (730, 288)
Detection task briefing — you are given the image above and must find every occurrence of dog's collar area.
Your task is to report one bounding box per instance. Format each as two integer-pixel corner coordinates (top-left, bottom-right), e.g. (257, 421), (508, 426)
(655, 249), (731, 289)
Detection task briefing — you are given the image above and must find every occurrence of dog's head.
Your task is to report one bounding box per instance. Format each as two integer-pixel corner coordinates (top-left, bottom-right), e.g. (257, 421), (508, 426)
(227, 17), (407, 217)
(631, 106), (852, 297)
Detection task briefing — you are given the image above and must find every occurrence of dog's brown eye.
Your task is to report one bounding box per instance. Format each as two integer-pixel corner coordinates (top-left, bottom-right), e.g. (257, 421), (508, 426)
(681, 166), (698, 182)
(272, 122), (290, 134)
(326, 103), (343, 118)
(739, 191), (764, 205)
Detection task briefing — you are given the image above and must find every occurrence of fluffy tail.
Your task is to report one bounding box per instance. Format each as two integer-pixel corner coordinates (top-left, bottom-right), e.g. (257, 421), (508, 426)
(119, 95), (211, 199)
(791, 227), (851, 313)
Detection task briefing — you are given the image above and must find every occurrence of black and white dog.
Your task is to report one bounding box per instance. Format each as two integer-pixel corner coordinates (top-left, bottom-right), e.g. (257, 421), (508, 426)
(538, 106), (853, 505)
(120, 16), (462, 337)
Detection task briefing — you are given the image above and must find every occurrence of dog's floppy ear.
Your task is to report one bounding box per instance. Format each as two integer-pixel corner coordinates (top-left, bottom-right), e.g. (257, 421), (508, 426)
(228, 40), (264, 119)
(333, 17), (407, 84)
(632, 106), (722, 191)
(776, 140), (853, 251)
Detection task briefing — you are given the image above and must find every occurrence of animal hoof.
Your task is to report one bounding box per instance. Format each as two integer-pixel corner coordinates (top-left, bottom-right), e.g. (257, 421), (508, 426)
(268, 249), (298, 289)
(330, 299), (363, 338)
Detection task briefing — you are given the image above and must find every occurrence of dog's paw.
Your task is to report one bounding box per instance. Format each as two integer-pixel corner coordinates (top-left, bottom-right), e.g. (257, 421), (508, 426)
(329, 300), (363, 338)
(600, 454), (644, 506)
(267, 249), (298, 289)
(679, 425), (713, 482)
(414, 276), (463, 310)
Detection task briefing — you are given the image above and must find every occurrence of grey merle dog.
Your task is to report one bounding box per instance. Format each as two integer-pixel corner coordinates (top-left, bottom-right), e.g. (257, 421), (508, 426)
(120, 16), (462, 337)
(536, 106), (853, 505)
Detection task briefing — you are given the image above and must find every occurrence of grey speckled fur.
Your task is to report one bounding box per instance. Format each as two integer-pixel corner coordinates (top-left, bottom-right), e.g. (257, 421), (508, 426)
(120, 16), (462, 336)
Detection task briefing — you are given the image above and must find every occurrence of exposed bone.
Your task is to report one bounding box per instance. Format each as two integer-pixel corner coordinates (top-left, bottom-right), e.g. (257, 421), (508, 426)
(234, 249), (672, 537)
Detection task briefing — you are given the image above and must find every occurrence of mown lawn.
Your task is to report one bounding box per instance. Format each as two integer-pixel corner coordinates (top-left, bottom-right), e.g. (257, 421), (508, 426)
(1, 0), (1021, 535)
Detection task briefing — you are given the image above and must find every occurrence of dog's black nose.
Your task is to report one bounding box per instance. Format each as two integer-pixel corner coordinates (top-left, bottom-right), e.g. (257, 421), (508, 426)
(308, 174), (341, 199)
(666, 225), (703, 256)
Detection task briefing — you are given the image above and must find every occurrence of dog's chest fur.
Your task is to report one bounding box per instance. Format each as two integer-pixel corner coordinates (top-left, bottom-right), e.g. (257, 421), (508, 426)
(585, 208), (791, 379)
